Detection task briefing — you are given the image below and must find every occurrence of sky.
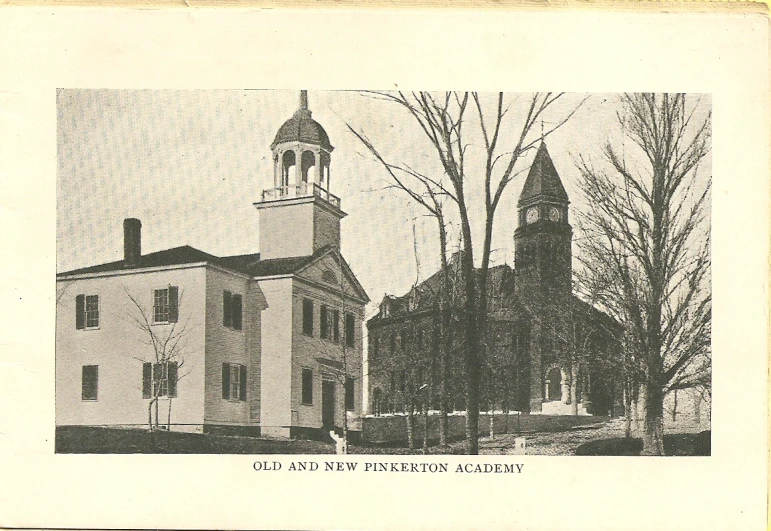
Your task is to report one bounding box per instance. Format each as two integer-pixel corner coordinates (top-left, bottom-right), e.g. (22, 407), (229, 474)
(57, 90), (710, 316)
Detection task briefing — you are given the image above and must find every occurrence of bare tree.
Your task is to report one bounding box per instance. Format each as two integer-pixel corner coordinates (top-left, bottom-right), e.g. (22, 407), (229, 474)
(123, 287), (192, 431)
(303, 258), (369, 453)
(352, 91), (584, 454)
(348, 124), (454, 446)
(576, 93), (711, 455)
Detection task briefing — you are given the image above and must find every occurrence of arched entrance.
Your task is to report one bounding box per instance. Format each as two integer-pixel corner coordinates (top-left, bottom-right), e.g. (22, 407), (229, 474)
(545, 366), (562, 402)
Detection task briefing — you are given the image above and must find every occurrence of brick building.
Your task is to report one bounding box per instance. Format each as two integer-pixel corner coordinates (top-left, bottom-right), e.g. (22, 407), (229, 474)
(367, 142), (622, 417)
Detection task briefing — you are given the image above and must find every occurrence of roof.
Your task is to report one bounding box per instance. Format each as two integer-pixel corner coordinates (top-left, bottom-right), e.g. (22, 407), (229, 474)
(270, 108), (333, 152)
(57, 246), (231, 277)
(518, 142), (568, 204)
(57, 243), (368, 302)
(369, 260), (515, 323)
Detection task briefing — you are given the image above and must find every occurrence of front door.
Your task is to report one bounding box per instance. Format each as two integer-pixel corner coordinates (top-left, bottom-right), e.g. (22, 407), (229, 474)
(322, 379), (336, 428)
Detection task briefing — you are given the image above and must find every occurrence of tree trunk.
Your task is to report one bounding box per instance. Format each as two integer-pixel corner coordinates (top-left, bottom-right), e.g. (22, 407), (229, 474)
(148, 399), (154, 432)
(342, 401), (349, 455)
(423, 388), (430, 454)
(671, 389), (678, 422)
(154, 396), (159, 429)
(570, 363), (579, 415)
(406, 403), (415, 450)
(167, 397), (172, 431)
(624, 386), (632, 438)
(642, 378), (665, 455)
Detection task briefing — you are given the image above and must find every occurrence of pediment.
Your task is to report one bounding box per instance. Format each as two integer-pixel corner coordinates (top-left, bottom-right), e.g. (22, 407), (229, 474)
(295, 249), (369, 303)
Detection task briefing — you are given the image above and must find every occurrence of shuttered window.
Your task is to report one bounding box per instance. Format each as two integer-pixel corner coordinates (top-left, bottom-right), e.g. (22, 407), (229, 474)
(75, 294), (99, 329)
(223, 291), (243, 331)
(222, 363), (246, 401)
(142, 361), (178, 398)
(82, 365), (98, 401)
(153, 287), (179, 324)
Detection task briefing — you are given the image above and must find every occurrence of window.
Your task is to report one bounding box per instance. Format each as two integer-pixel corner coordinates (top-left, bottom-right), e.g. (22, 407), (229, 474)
(221, 363), (247, 401)
(75, 294), (99, 329)
(223, 291), (243, 330)
(303, 299), (314, 336)
(332, 309), (340, 343)
(320, 305), (329, 340)
(153, 286), (179, 324)
(345, 313), (355, 348)
(345, 376), (355, 411)
(301, 368), (313, 405)
(81, 365), (98, 401)
(142, 361), (178, 398)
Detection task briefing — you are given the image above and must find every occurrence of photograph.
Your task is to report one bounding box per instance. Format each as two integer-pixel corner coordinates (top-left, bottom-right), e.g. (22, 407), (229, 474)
(1, 8), (767, 530)
(55, 89), (712, 457)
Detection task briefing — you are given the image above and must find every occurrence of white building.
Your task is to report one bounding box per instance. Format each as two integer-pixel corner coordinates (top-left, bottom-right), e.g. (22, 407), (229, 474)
(56, 92), (369, 439)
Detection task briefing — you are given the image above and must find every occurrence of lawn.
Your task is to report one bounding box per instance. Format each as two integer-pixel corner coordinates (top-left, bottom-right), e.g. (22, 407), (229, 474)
(56, 426), (334, 454)
(56, 421), (709, 456)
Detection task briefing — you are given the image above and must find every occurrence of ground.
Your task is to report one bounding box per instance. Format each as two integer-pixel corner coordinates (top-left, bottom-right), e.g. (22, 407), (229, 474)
(56, 418), (710, 455)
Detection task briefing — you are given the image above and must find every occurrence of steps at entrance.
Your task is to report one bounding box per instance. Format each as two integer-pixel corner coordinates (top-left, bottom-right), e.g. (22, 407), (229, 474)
(541, 400), (589, 415)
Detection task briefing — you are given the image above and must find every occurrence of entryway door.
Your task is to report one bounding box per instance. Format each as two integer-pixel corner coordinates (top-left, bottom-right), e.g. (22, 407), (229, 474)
(322, 379), (336, 428)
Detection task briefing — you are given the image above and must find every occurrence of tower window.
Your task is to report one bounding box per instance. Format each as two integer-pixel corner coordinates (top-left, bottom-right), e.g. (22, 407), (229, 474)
(301, 150), (315, 184)
(282, 150), (296, 188)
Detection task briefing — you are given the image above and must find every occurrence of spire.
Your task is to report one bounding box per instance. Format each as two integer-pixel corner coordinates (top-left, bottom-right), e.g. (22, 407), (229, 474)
(518, 142), (568, 205)
(300, 90), (308, 111)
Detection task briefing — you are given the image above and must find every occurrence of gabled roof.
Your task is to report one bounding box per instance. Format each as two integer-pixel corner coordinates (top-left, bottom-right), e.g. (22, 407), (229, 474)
(518, 142), (568, 205)
(57, 245), (234, 277)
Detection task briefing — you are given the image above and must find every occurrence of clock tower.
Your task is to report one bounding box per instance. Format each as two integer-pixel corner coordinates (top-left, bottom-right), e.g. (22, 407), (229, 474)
(513, 142), (572, 297)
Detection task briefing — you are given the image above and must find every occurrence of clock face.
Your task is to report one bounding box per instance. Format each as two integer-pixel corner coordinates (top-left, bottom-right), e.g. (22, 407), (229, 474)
(549, 206), (561, 222)
(526, 207), (539, 223)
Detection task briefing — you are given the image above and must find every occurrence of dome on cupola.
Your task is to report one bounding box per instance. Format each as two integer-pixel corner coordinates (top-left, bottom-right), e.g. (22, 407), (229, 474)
(270, 91), (333, 152)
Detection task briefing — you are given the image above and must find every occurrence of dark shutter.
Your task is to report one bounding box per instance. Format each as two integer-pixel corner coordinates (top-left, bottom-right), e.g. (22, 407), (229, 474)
(333, 310), (340, 343)
(223, 290), (232, 327)
(302, 299), (314, 336)
(168, 362), (178, 398)
(142, 362), (152, 399)
(153, 363), (163, 396)
(301, 368), (313, 404)
(345, 313), (355, 348)
(239, 365), (247, 401)
(168, 286), (179, 323)
(222, 363), (230, 399)
(75, 294), (85, 330)
(320, 305), (328, 339)
(232, 294), (242, 331)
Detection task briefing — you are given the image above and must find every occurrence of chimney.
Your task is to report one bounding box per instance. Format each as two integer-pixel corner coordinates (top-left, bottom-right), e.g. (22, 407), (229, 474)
(124, 218), (142, 268)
